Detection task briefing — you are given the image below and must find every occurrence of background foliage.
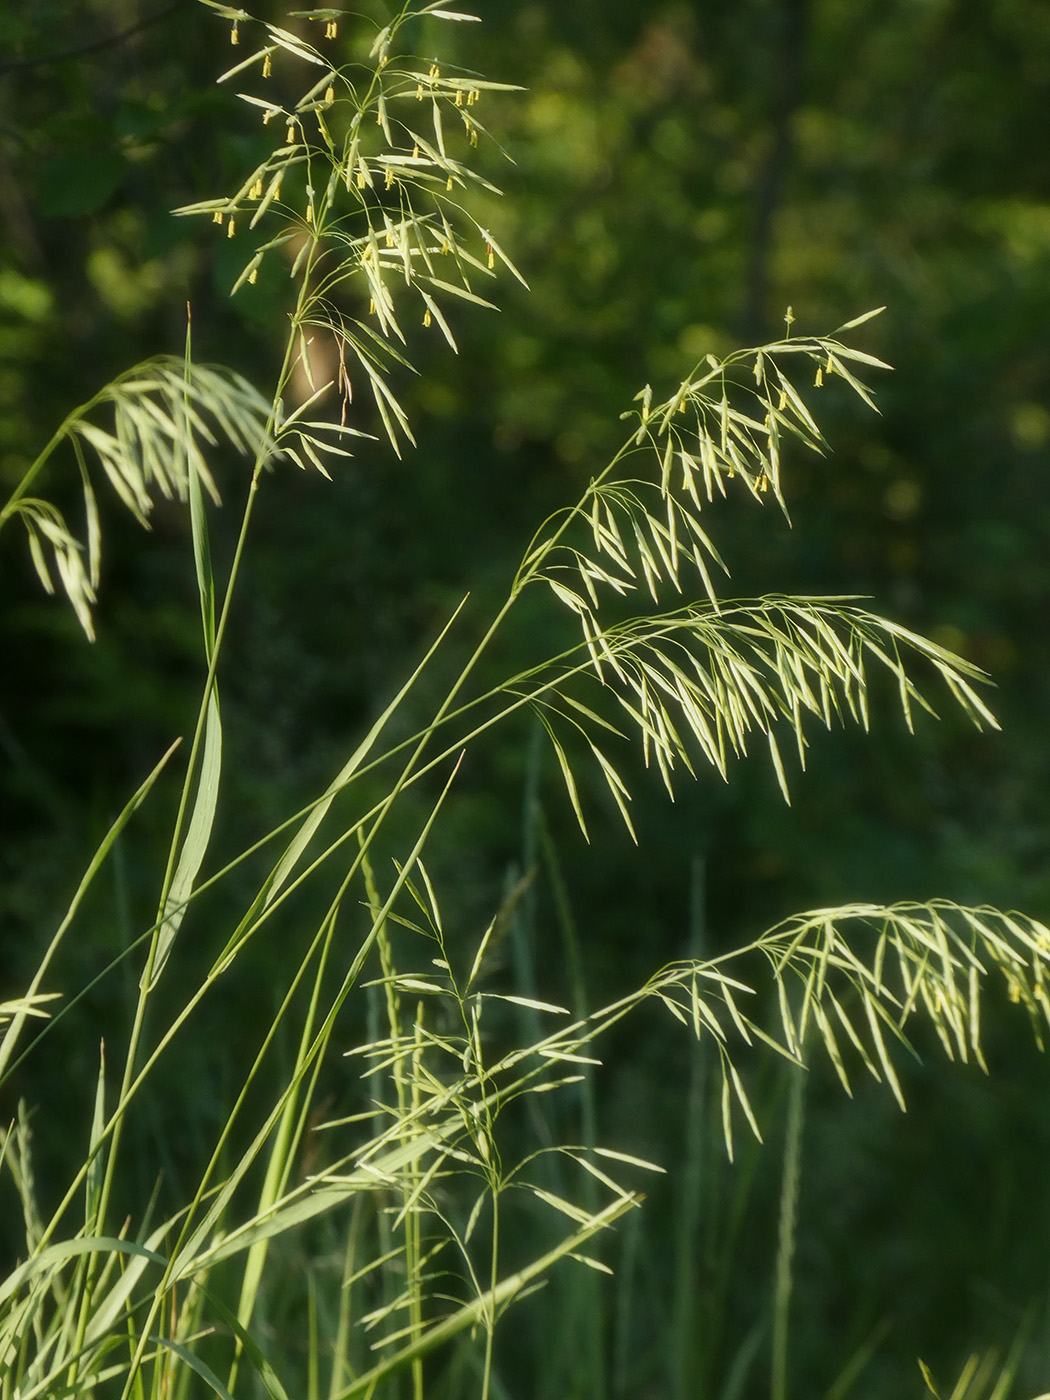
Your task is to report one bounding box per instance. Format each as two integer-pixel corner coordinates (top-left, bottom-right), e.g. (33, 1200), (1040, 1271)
(2, 2), (1050, 1396)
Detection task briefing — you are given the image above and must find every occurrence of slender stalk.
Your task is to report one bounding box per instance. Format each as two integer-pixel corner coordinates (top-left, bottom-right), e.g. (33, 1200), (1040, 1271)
(672, 855), (708, 1400)
(0, 393), (107, 529)
(409, 1009), (427, 1400)
(102, 226), (324, 1390)
(95, 334), (288, 1241)
(771, 1064), (806, 1400)
(481, 1187), (500, 1400)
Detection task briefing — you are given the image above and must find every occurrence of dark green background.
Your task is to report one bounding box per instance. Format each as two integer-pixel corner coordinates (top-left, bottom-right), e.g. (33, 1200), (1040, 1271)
(2, 2), (1050, 1396)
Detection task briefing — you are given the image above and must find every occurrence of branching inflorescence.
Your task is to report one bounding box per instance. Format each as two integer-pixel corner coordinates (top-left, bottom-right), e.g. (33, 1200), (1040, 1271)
(1, 6), (1046, 1400)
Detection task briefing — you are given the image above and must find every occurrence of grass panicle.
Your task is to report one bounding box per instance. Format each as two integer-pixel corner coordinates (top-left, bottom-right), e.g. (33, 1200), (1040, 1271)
(1, 5), (1045, 1400)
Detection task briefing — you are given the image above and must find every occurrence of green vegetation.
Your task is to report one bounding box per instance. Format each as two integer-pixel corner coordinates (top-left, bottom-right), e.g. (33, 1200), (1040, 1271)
(2, 4), (1050, 1399)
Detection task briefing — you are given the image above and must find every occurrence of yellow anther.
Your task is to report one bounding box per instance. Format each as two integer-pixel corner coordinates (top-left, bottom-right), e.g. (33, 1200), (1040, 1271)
(778, 390), (787, 410)
(356, 163), (368, 188)
(248, 266), (258, 284)
(213, 210), (224, 224)
(467, 88), (477, 106)
(227, 217), (236, 237)
(759, 474), (769, 492)
(325, 85), (334, 104)
(814, 366), (823, 387)
(470, 128), (478, 147)
(325, 20), (338, 39)
(455, 88), (463, 106)
(423, 308), (432, 327)
(385, 168), (394, 189)
(385, 227), (394, 247)
(412, 143), (420, 159)
(440, 237), (450, 254)
(486, 242), (494, 269)
(368, 297), (376, 315)
(429, 63), (440, 78)
(416, 83), (424, 100)
(286, 120), (296, 143)
(230, 21), (239, 44)
(446, 174), (453, 190)
(249, 180), (262, 199)
(262, 52), (272, 77)
(306, 204), (313, 224)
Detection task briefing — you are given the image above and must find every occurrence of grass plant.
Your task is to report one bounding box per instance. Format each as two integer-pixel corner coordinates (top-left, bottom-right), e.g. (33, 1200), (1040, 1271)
(1, 4), (1048, 1398)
